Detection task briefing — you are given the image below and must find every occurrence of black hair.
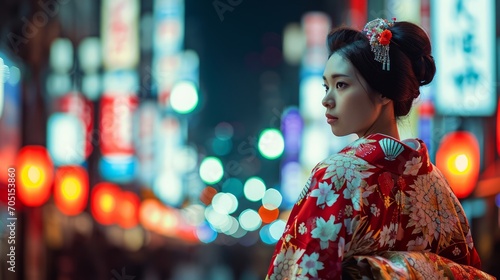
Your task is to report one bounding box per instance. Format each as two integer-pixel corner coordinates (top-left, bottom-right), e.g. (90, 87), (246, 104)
(326, 21), (436, 117)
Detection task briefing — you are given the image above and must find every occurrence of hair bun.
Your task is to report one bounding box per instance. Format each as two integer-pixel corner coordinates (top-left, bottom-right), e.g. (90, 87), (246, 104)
(413, 54), (435, 86)
(389, 22), (436, 86)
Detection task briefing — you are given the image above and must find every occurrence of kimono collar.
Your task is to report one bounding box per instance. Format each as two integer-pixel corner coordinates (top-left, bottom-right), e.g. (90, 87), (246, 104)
(340, 133), (433, 175)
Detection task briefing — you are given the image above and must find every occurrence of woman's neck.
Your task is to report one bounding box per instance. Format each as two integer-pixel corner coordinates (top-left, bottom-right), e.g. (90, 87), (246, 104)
(358, 103), (400, 140)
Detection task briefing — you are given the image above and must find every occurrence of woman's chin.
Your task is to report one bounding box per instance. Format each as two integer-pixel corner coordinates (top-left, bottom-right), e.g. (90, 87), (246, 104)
(330, 128), (349, 137)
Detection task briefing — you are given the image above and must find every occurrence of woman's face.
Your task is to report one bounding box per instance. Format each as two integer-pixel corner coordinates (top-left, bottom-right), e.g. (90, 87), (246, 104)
(322, 52), (387, 137)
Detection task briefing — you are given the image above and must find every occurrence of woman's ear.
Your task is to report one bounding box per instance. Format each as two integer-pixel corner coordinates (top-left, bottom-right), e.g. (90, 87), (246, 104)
(377, 94), (392, 105)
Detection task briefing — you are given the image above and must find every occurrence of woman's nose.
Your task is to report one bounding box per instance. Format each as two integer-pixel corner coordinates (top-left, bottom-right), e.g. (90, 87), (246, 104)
(322, 94), (334, 108)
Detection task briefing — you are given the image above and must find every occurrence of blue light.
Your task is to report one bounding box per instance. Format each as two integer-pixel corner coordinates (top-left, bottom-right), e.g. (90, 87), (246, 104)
(259, 224), (274, 245)
(281, 107), (303, 160)
(196, 222), (217, 244)
(98, 156), (137, 183)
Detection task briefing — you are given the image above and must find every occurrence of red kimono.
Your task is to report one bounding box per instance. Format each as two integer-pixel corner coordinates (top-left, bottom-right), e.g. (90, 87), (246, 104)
(266, 134), (493, 280)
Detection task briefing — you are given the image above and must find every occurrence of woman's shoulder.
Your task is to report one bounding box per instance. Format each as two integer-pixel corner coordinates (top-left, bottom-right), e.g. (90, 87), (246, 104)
(309, 151), (380, 189)
(312, 134), (387, 173)
(335, 134), (432, 176)
(313, 152), (375, 173)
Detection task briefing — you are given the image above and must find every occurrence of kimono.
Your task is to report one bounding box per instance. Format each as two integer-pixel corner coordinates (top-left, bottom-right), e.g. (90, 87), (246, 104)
(266, 133), (494, 280)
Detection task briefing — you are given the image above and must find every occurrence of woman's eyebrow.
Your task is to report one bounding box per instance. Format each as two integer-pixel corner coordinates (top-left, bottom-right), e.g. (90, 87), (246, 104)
(322, 73), (350, 80)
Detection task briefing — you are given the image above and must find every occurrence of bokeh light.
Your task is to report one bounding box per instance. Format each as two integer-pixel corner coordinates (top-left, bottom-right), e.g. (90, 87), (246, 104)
(170, 80), (199, 114)
(262, 188), (283, 210)
(200, 186), (218, 205)
(222, 216), (239, 235)
(243, 176), (267, 202)
(157, 209), (179, 236)
(205, 205), (231, 232)
(269, 219), (286, 241)
(258, 206), (280, 224)
(123, 227), (144, 252)
(154, 171), (184, 207)
(231, 226), (247, 239)
(212, 192), (238, 215)
(454, 154), (469, 173)
(214, 122), (234, 140)
(239, 209), (262, 231)
(54, 166), (89, 216)
(259, 224), (274, 245)
(199, 157), (224, 185)
(257, 128), (284, 160)
(139, 199), (163, 231)
(196, 222), (217, 244)
(182, 204), (206, 226)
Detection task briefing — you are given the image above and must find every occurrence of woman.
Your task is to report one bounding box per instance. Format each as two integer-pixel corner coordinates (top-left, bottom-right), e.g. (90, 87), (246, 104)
(265, 19), (495, 279)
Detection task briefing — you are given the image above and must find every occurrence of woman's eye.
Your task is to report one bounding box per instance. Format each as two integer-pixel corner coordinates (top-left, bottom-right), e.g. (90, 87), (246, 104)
(322, 83), (329, 93)
(336, 82), (347, 89)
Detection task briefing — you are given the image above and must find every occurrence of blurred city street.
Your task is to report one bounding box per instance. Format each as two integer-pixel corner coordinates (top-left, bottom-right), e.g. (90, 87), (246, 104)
(0, 0), (499, 279)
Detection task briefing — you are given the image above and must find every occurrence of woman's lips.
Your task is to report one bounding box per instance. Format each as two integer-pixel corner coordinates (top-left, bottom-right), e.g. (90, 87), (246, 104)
(325, 114), (338, 124)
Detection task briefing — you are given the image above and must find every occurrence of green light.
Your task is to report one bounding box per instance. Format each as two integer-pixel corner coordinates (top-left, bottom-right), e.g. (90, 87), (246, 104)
(170, 81), (199, 114)
(199, 157), (224, 184)
(258, 128), (284, 160)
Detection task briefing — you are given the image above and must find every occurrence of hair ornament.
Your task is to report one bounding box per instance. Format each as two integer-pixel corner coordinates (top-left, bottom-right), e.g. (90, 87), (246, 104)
(363, 18), (396, 71)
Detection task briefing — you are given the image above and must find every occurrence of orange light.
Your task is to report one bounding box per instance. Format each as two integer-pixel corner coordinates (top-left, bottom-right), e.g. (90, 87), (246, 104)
(156, 208), (179, 236)
(16, 146), (54, 207)
(91, 182), (120, 225)
(436, 131), (480, 198)
(116, 191), (140, 229)
(447, 154), (470, 174)
(54, 166), (88, 216)
(258, 205), (280, 224)
(200, 186), (217, 205)
(100, 194), (115, 213)
(139, 199), (163, 231)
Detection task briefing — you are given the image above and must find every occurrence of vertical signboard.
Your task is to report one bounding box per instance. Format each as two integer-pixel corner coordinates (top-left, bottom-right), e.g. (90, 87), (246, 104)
(134, 101), (160, 186)
(153, 0), (185, 104)
(101, 0), (140, 70)
(100, 94), (139, 157)
(153, 0), (184, 56)
(57, 93), (94, 159)
(432, 0), (496, 116)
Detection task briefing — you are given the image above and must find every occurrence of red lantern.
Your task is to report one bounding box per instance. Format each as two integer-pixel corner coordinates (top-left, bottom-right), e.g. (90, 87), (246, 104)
(116, 191), (140, 229)
(54, 166), (88, 216)
(436, 131), (480, 198)
(91, 182), (120, 225)
(16, 146), (54, 207)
